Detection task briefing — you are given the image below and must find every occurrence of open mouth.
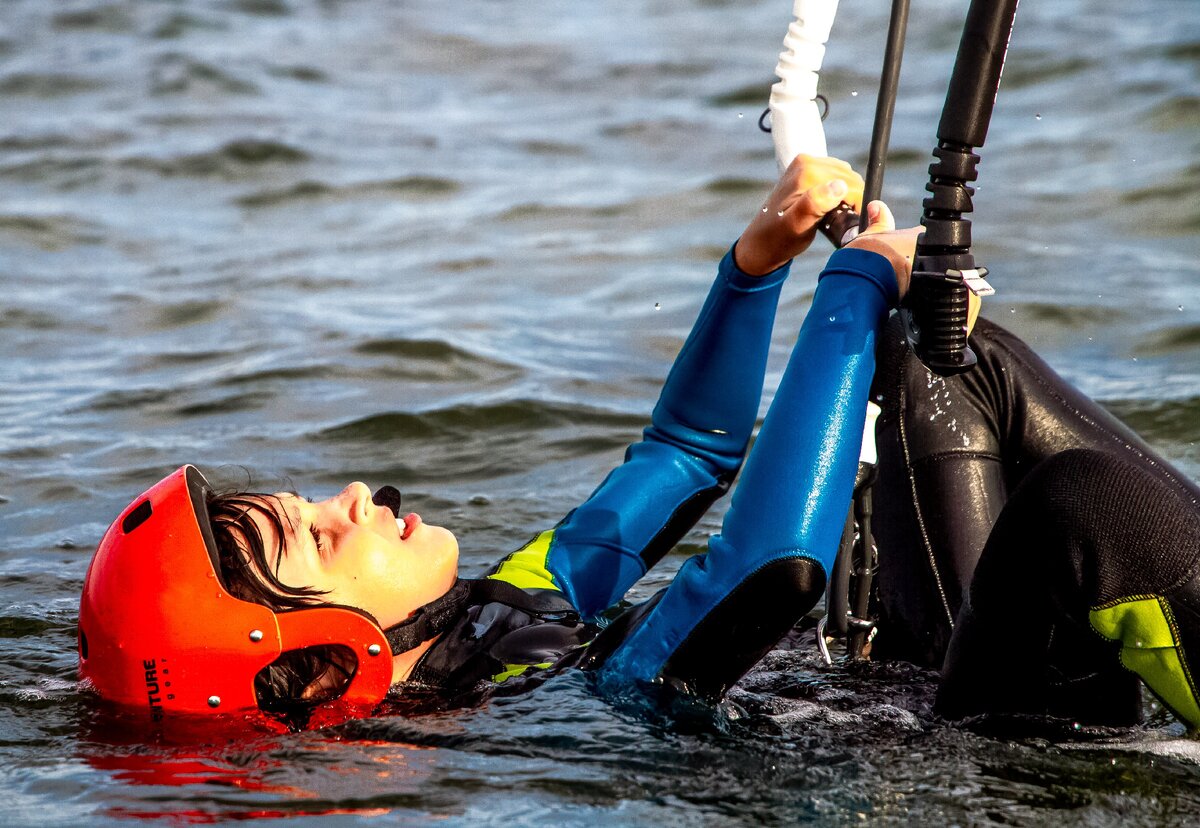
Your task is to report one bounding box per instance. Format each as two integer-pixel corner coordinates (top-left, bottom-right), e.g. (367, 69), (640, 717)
(400, 513), (421, 541)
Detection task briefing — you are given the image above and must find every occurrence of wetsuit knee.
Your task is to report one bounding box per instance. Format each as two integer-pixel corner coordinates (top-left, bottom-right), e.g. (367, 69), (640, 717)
(938, 447), (1200, 727)
(1042, 449), (1200, 729)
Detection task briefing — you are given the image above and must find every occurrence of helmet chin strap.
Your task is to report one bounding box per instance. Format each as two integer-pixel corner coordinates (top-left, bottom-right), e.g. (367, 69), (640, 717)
(381, 579), (473, 655)
(380, 577), (583, 655)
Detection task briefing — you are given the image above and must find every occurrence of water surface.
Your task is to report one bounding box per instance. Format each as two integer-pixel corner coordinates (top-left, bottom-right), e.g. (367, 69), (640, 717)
(2, 0), (1199, 823)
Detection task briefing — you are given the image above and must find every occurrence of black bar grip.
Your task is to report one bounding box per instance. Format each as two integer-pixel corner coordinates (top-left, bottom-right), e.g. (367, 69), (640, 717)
(819, 202), (861, 249)
(903, 264), (977, 373)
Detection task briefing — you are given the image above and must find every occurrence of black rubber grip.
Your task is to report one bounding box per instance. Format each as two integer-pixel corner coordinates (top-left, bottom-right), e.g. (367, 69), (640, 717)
(904, 267), (977, 374)
(819, 202), (861, 248)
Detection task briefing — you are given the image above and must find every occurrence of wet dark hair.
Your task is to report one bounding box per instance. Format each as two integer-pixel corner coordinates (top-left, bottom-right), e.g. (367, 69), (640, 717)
(205, 490), (355, 720)
(206, 492), (326, 610)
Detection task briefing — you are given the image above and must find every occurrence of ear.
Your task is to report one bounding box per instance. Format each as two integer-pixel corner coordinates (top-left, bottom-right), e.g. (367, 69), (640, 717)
(299, 650), (356, 702)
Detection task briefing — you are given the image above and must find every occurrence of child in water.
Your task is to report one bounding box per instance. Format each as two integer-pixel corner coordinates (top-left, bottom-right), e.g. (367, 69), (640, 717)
(79, 154), (1200, 734)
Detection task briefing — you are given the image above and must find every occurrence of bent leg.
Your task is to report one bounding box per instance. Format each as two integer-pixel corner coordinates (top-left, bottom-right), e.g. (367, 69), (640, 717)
(937, 448), (1200, 728)
(872, 316), (1200, 666)
(595, 249), (897, 700)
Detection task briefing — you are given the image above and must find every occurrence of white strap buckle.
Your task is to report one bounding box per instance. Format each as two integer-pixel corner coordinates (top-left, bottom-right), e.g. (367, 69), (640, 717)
(949, 267), (995, 297)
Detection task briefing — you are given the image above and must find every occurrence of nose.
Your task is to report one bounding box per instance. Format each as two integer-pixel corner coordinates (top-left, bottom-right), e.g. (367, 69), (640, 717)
(333, 481), (374, 525)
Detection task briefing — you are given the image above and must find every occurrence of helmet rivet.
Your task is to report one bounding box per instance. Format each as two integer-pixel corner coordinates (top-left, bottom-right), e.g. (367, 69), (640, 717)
(248, 629), (264, 642)
(367, 644), (382, 656)
(207, 695), (221, 708)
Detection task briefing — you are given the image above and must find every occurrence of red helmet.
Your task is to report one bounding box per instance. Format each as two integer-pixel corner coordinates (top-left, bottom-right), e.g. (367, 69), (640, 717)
(78, 466), (394, 724)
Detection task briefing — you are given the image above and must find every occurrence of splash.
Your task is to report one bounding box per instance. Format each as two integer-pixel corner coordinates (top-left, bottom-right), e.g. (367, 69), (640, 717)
(925, 370), (970, 447)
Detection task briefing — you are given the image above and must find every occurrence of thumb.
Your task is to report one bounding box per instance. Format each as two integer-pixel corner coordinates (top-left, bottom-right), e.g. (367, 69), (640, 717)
(861, 200), (896, 234)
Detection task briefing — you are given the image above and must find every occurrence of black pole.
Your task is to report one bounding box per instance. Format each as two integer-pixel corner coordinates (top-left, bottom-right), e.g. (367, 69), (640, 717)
(904, 0), (1020, 374)
(821, 0), (912, 663)
(860, 0), (911, 231)
(817, 0), (912, 247)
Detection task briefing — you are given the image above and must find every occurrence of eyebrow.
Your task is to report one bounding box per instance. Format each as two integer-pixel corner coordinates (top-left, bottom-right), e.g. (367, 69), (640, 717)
(264, 495), (324, 575)
(207, 491), (326, 607)
(229, 494), (295, 578)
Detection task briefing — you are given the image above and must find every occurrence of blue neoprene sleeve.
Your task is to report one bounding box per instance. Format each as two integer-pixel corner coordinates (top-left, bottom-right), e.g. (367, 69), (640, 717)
(546, 248), (791, 619)
(597, 248), (898, 687)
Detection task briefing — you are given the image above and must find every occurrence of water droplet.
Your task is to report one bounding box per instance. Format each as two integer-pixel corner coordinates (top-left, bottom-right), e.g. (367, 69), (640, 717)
(738, 112), (744, 119)
(654, 302), (661, 311)
(777, 211), (785, 217)
(1009, 307), (1015, 314)
(1097, 294), (1103, 299)
(828, 315), (836, 322)
(851, 90), (859, 97)
(1072, 722), (1082, 731)
(762, 206), (769, 213)
(1035, 113), (1042, 120)
(1132, 357), (1138, 362)
(1179, 305), (1184, 311)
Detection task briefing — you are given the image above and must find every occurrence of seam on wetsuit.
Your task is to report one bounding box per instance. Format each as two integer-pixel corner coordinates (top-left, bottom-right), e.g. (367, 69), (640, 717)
(637, 482), (728, 569)
(909, 450), (1003, 466)
(1088, 594), (1200, 724)
(898, 379), (957, 631)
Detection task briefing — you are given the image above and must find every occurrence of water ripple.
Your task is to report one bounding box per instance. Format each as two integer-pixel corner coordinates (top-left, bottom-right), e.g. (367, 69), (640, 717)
(238, 175), (460, 208)
(124, 139), (307, 178)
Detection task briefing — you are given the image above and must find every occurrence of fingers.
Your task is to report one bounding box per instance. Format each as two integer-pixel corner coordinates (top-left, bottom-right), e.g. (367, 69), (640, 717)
(797, 178), (849, 221)
(733, 155), (866, 276)
(782, 154), (865, 213)
(845, 200), (921, 300)
(783, 153), (855, 181)
(966, 290), (982, 336)
(789, 173), (864, 227)
(860, 200), (895, 233)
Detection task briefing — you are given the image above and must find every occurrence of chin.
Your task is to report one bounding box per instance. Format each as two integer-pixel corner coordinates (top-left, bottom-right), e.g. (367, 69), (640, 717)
(427, 525), (460, 585)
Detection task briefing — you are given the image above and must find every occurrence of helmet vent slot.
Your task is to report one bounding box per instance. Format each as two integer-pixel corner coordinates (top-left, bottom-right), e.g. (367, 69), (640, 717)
(79, 627), (88, 660)
(122, 499), (153, 534)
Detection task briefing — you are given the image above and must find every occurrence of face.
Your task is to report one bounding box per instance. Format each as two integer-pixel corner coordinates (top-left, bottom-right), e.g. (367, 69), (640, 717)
(251, 482), (459, 631)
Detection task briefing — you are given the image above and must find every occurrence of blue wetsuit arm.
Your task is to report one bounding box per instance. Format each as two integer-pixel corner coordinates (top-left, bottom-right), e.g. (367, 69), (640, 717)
(596, 248), (898, 693)
(503, 248), (790, 619)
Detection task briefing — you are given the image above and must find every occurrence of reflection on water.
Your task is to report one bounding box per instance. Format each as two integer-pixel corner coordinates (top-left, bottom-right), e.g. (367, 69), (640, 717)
(1, 0), (1199, 823)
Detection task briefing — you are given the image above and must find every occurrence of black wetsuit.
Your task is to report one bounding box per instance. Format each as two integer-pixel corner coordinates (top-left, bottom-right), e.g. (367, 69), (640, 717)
(872, 315), (1200, 727)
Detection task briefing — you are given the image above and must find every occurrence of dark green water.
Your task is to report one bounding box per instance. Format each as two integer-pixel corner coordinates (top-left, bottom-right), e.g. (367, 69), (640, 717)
(2, 0), (1199, 823)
